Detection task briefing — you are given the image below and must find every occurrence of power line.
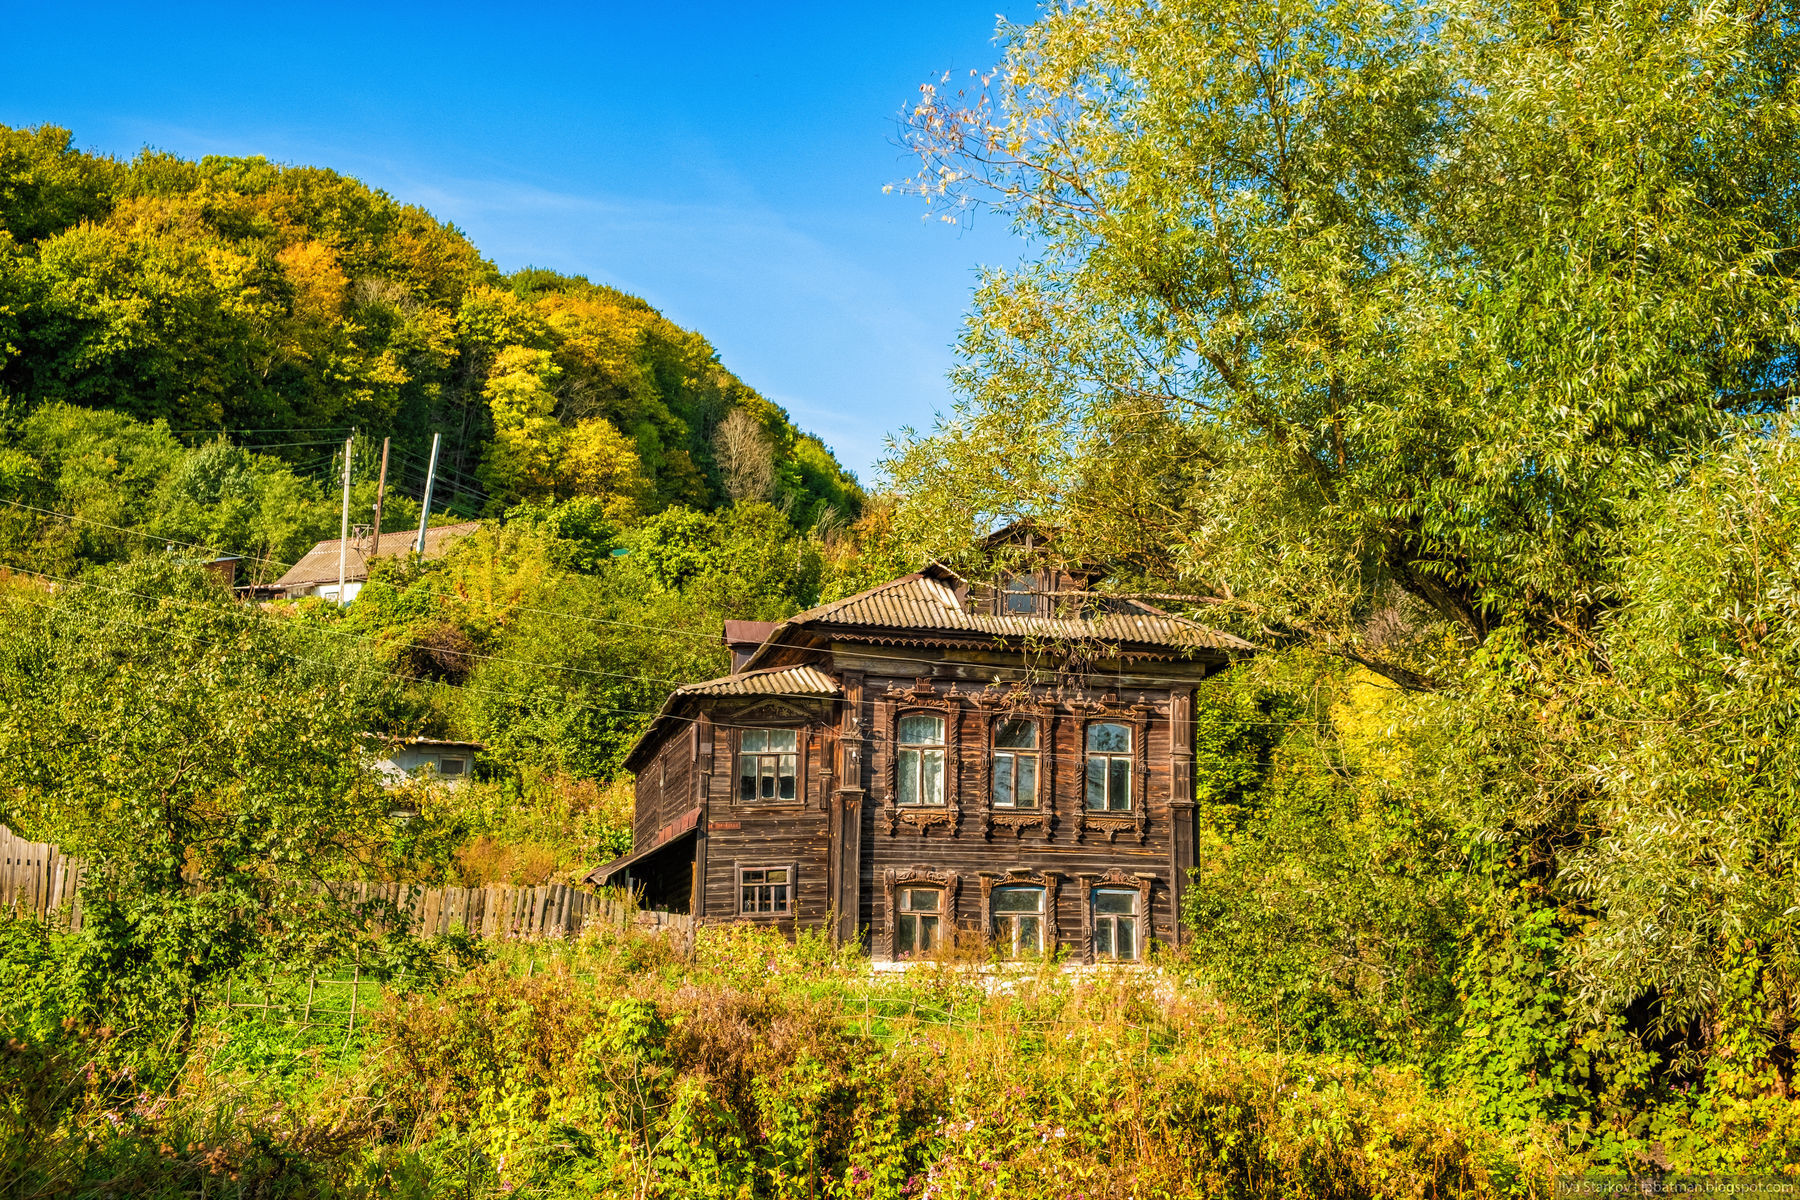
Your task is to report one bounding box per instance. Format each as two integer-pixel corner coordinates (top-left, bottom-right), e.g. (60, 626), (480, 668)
(0, 559), (705, 690)
(0, 497), (721, 642)
(0, 572), (1319, 760)
(389, 446), (490, 498)
(168, 425), (356, 434)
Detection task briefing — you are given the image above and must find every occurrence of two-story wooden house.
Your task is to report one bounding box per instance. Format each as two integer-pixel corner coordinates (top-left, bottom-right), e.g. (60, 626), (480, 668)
(588, 544), (1252, 962)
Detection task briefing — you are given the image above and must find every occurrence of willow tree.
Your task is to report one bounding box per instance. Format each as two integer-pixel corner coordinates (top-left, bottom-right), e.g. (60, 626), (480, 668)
(889, 4), (1800, 1139)
(890, 0), (1800, 689)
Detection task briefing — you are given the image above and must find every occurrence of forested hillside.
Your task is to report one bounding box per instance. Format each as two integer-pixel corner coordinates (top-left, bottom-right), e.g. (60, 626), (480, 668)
(0, 122), (890, 882)
(0, 122), (862, 578)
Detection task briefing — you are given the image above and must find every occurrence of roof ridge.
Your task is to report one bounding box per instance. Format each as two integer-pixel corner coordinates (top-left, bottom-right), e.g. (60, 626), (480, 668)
(793, 571), (928, 619)
(673, 661), (838, 695)
(792, 569), (958, 623)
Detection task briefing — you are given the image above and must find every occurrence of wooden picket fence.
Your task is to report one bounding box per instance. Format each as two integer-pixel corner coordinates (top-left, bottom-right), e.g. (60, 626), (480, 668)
(319, 879), (673, 942)
(0, 825), (691, 949)
(0, 824), (85, 929)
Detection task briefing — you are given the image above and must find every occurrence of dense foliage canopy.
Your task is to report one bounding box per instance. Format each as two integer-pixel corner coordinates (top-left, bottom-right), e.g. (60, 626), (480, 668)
(887, 0), (1800, 1167)
(0, 123), (863, 541)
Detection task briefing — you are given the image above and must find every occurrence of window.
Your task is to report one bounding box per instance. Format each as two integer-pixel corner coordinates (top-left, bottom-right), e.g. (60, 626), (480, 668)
(895, 714), (946, 806)
(992, 886), (1045, 957)
(739, 866), (793, 915)
(1093, 888), (1140, 960)
(895, 887), (941, 957)
(437, 756), (468, 777)
(738, 729), (798, 802)
(1003, 573), (1038, 615)
(1084, 723), (1134, 812)
(991, 718), (1039, 809)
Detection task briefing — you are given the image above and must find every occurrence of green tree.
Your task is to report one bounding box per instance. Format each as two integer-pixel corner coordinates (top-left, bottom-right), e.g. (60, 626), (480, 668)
(890, 0), (1800, 688)
(0, 558), (414, 1029)
(888, 0), (1800, 1150)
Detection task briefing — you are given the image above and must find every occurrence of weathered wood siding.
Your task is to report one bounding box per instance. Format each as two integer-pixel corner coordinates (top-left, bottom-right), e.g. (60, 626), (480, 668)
(841, 648), (1207, 962)
(641, 639), (1219, 958)
(694, 699), (836, 933)
(634, 722), (699, 850)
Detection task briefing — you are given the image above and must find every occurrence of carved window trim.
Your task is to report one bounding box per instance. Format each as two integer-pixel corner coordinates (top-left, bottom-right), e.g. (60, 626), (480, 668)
(1077, 870), (1154, 964)
(1069, 701), (1151, 845)
(880, 866), (960, 960)
(879, 682), (964, 837)
(985, 710), (1049, 840)
(978, 869), (1060, 958)
(972, 688), (1055, 841)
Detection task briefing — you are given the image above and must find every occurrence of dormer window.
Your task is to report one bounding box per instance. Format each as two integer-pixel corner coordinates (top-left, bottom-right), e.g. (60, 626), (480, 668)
(1003, 572), (1039, 616)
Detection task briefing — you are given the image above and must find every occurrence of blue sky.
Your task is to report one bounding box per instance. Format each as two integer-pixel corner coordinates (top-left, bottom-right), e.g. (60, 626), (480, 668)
(0, 1), (1025, 479)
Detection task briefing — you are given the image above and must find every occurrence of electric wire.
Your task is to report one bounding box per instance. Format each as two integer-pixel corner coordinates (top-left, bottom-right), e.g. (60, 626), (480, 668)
(0, 574), (1314, 762)
(0, 559), (704, 690)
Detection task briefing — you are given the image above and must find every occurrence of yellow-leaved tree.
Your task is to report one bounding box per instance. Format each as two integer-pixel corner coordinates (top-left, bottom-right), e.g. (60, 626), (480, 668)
(562, 418), (647, 523)
(477, 343), (647, 519)
(478, 346), (563, 502)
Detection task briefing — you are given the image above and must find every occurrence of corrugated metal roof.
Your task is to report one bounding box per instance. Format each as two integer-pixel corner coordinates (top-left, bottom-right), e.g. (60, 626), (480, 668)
(673, 664), (841, 698)
(273, 521), (483, 590)
(787, 571), (1252, 653)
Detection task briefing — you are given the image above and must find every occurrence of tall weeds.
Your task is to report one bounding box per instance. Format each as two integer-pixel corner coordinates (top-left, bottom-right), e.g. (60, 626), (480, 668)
(0, 920), (1556, 1198)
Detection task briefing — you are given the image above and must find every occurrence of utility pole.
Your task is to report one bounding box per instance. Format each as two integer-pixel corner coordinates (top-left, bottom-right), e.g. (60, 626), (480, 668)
(370, 437), (390, 560)
(415, 432), (441, 556)
(337, 433), (354, 606)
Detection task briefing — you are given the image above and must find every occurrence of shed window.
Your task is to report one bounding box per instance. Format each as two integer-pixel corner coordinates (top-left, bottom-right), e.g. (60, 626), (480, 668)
(1084, 723), (1134, 812)
(896, 886), (941, 957)
(1093, 888), (1140, 960)
(738, 729), (798, 802)
(992, 885), (1045, 958)
(438, 756), (468, 777)
(990, 718), (1039, 809)
(895, 714), (946, 806)
(739, 866), (793, 915)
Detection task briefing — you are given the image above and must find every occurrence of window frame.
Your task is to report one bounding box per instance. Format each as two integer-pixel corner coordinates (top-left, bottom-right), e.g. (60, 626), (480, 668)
(437, 755), (468, 777)
(894, 885), (943, 958)
(734, 726), (803, 806)
(1083, 722), (1135, 813)
(991, 884), (1047, 959)
(989, 716), (1040, 810)
(1001, 571), (1040, 616)
(737, 863), (796, 917)
(1091, 887), (1141, 961)
(894, 711), (947, 807)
